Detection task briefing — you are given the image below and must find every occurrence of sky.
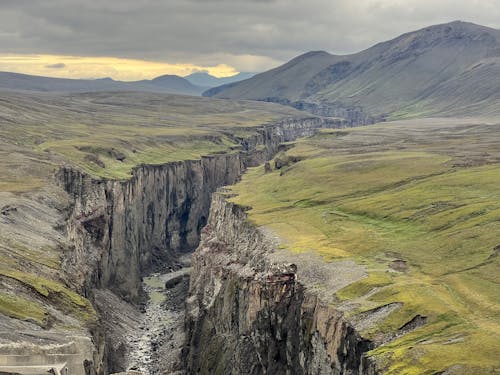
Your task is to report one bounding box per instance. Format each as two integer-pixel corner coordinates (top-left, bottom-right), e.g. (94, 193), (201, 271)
(1, 0), (500, 80)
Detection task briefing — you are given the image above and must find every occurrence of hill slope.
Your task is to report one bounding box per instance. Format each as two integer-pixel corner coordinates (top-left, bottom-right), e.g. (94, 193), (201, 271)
(184, 72), (255, 88)
(0, 71), (205, 95)
(206, 21), (500, 121)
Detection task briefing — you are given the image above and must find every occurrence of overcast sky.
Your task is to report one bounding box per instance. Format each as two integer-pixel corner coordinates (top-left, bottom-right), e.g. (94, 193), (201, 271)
(1, 0), (500, 80)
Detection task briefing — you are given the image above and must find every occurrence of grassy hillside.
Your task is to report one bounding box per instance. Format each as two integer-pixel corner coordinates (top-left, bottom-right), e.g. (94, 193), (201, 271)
(207, 21), (500, 119)
(229, 118), (500, 374)
(0, 90), (304, 187)
(204, 51), (335, 101)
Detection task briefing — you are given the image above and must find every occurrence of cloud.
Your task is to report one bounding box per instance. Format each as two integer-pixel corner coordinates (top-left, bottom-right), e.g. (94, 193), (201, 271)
(0, 54), (238, 80)
(0, 0), (499, 78)
(45, 62), (66, 69)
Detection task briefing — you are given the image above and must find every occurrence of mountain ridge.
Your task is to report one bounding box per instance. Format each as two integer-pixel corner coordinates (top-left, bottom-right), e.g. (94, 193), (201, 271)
(184, 71), (255, 87)
(0, 70), (257, 95)
(205, 21), (500, 120)
(0, 71), (204, 95)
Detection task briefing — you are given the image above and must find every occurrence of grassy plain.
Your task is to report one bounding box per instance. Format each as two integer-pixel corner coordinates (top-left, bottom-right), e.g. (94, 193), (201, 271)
(0, 90), (303, 184)
(229, 118), (500, 374)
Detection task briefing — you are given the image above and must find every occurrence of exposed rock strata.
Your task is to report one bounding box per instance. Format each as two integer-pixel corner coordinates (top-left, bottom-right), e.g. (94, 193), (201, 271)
(55, 116), (347, 372)
(186, 193), (376, 374)
(57, 117), (341, 302)
(260, 98), (384, 125)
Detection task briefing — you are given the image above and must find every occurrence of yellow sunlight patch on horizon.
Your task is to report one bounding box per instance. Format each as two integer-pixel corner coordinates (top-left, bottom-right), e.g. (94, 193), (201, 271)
(0, 54), (239, 81)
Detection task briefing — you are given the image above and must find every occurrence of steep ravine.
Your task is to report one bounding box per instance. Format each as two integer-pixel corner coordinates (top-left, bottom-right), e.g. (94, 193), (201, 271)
(186, 193), (376, 375)
(56, 117), (349, 373)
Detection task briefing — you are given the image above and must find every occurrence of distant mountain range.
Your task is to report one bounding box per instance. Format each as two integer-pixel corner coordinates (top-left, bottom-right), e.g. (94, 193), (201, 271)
(5, 20), (499, 120)
(184, 72), (254, 88)
(0, 71), (254, 96)
(205, 21), (500, 121)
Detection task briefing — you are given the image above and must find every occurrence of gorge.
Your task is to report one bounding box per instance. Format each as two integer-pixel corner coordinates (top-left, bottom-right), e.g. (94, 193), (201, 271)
(72, 117), (350, 371)
(2, 19), (500, 375)
(1, 94), (374, 375)
(2, 92), (499, 375)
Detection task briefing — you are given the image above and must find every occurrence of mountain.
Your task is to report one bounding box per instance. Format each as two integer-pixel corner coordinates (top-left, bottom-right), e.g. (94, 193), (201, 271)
(149, 74), (203, 94)
(205, 21), (500, 122)
(184, 72), (255, 88)
(0, 71), (205, 95)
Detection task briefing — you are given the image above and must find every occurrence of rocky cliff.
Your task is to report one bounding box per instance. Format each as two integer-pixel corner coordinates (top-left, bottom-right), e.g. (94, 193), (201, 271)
(186, 193), (376, 374)
(57, 117), (341, 302)
(266, 99), (384, 125)
(55, 116), (347, 373)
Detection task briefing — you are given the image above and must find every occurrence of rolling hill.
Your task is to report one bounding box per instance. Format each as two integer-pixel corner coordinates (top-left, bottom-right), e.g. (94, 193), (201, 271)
(205, 21), (500, 122)
(0, 71), (205, 95)
(184, 71), (254, 88)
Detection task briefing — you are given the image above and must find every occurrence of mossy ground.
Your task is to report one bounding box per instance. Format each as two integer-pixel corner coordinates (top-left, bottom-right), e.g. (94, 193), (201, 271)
(0, 90), (303, 184)
(0, 238), (96, 325)
(0, 269), (96, 323)
(0, 291), (48, 326)
(229, 118), (500, 374)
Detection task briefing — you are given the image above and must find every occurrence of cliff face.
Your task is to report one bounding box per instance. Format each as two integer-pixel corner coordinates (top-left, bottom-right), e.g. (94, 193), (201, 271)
(186, 194), (376, 374)
(57, 154), (242, 302)
(55, 117), (345, 372)
(57, 117), (340, 303)
(260, 98), (384, 125)
(289, 101), (384, 125)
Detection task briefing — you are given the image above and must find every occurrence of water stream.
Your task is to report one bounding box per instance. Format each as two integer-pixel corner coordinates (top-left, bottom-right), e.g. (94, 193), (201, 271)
(127, 256), (191, 375)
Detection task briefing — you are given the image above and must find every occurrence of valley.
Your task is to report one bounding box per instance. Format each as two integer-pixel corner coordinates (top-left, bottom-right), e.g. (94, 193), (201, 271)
(0, 18), (499, 375)
(0, 90), (344, 374)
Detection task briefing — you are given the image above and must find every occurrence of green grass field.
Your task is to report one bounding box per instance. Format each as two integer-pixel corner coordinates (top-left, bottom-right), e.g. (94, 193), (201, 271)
(229, 118), (500, 374)
(0, 90), (303, 185)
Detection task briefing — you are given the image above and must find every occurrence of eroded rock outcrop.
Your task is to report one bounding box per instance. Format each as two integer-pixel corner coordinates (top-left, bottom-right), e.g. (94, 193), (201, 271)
(260, 98), (383, 125)
(57, 117), (341, 302)
(55, 116), (346, 373)
(186, 193), (376, 374)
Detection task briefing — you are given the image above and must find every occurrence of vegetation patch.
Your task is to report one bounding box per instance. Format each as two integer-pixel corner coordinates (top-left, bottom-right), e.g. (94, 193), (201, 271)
(1, 270), (96, 323)
(0, 91), (304, 183)
(0, 291), (48, 327)
(229, 118), (500, 373)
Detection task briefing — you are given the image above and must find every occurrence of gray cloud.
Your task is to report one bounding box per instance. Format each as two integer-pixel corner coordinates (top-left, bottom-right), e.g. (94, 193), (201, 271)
(45, 62), (66, 69)
(1, 0), (500, 71)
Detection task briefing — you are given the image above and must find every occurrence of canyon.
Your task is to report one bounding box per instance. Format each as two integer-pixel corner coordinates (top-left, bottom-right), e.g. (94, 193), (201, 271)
(2, 20), (500, 375)
(57, 116), (347, 373)
(1, 95), (499, 375)
(2, 93), (499, 374)
(2, 92), (377, 375)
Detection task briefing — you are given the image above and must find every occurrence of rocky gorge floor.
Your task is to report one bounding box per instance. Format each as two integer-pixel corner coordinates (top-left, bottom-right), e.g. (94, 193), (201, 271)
(127, 257), (191, 375)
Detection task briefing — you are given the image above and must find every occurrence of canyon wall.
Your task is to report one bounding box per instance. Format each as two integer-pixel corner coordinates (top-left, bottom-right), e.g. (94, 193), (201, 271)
(258, 98), (384, 125)
(185, 193), (376, 375)
(56, 116), (347, 372)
